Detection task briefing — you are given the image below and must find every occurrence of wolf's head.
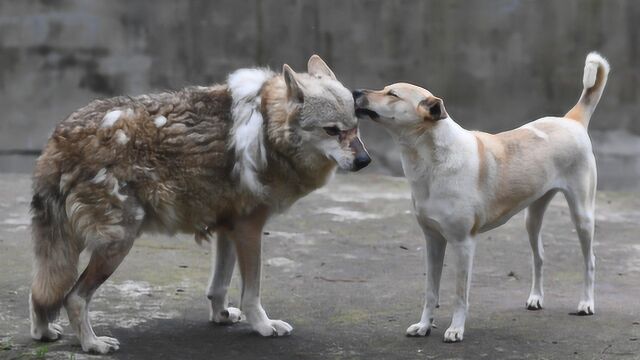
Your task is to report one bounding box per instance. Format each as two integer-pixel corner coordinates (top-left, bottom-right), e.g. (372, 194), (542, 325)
(273, 55), (371, 172)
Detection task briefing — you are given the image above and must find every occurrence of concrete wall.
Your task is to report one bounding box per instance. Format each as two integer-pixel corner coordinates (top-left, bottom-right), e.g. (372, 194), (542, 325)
(1, 0), (638, 188)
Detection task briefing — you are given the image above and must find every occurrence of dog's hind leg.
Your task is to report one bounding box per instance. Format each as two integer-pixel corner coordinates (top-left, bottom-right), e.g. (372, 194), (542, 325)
(524, 190), (557, 310)
(232, 206), (292, 336)
(407, 228), (446, 337)
(564, 162), (597, 315)
(443, 236), (476, 343)
(207, 231), (242, 324)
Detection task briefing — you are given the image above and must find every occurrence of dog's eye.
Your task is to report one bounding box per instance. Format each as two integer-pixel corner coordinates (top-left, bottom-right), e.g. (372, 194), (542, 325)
(323, 126), (341, 136)
(387, 91), (399, 98)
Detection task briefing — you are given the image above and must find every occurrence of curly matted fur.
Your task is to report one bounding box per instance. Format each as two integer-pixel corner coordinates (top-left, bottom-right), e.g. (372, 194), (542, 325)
(29, 55), (370, 353)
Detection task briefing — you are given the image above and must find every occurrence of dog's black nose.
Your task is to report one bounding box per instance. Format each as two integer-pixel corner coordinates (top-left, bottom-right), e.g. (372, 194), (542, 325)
(352, 89), (365, 100)
(353, 154), (371, 171)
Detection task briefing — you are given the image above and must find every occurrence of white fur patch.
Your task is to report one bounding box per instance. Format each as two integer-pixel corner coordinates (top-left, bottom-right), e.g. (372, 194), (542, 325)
(115, 129), (129, 144)
(227, 68), (275, 196)
(134, 207), (145, 220)
(91, 168), (108, 184)
(153, 115), (167, 128)
(111, 181), (127, 202)
(583, 52), (610, 89)
(102, 110), (123, 128)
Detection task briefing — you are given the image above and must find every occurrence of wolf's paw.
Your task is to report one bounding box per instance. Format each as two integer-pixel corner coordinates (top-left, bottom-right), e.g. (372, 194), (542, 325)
(31, 323), (63, 342)
(211, 307), (243, 324)
(253, 319), (293, 337)
(82, 336), (120, 354)
(406, 322), (432, 337)
(526, 294), (544, 310)
(443, 327), (464, 343)
(575, 300), (594, 315)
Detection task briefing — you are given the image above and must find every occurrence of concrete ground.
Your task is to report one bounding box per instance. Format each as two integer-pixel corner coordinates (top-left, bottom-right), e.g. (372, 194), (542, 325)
(0, 173), (639, 360)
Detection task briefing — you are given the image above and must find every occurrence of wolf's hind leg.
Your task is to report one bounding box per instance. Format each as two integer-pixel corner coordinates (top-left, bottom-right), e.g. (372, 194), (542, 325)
(63, 183), (143, 354)
(207, 231), (242, 324)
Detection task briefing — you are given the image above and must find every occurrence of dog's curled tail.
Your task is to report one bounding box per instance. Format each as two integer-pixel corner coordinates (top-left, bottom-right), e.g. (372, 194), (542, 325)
(30, 186), (79, 335)
(565, 52), (610, 128)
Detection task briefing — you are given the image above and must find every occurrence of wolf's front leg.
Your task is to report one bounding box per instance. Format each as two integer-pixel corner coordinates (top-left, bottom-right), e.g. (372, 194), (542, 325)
(232, 206), (292, 336)
(443, 237), (476, 343)
(207, 231), (242, 324)
(407, 228), (447, 337)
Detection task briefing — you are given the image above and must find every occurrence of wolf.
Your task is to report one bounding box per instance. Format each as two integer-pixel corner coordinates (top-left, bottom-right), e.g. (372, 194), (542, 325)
(29, 55), (370, 353)
(354, 52), (609, 342)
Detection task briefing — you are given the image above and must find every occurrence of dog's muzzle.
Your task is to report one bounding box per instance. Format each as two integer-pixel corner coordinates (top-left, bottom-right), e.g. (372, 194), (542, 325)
(353, 89), (379, 120)
(349, 137), (371, 171)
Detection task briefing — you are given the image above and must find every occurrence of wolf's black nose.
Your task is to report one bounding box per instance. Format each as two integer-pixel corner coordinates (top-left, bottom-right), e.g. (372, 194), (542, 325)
(353, 154), (371, 171)
(352, 89), (365, 100)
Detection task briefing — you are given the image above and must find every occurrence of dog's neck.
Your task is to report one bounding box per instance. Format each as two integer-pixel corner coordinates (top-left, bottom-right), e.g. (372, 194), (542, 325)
(391, 117), (473, 179)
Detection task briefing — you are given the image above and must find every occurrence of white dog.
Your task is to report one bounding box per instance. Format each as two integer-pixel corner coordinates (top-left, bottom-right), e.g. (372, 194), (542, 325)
(354, 52), (609, 342)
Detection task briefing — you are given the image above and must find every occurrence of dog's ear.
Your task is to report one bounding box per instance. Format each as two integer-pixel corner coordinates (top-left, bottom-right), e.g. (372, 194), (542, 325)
(417, 96), (448, 121)
(283, 64), (304, 104)
(307, 54), (336, 80)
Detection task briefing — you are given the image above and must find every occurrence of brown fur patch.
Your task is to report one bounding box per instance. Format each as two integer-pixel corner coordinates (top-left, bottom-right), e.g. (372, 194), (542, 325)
(473, 129), (548, 229)
(565, 104), (585, 122)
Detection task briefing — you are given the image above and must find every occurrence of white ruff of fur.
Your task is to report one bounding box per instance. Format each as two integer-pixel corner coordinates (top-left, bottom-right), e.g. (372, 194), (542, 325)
(228, 68), (275, 197)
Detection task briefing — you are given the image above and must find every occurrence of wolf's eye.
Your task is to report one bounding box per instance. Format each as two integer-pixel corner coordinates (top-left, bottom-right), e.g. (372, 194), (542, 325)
(387, 91), (399, 98)
(323, 126), (341, 136)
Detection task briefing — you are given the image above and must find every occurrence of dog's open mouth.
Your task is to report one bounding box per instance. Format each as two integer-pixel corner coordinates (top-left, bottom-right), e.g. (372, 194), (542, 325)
(355, 108), (379, 120)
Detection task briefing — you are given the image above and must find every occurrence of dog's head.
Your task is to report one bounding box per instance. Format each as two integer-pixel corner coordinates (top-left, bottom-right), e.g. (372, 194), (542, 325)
(281, 55), (371, 171)
(353, 83), (448, 134)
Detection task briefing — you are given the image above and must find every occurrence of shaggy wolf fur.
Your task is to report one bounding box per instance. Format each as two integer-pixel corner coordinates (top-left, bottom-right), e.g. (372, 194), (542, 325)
(354, 52), (609, 343)
(30, 55), (370, 353)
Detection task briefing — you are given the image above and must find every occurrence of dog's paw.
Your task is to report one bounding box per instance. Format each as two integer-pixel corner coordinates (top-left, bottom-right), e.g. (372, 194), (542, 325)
(31, 323), (63, 342)
(443, 327), (464, 343)
(253, 319), (293, 337)
(526, 294), (544, 310)
(406, 322), (432, 337)
(575, 300), (594, 315)
(211, 307), (243, 324)
(82, 336), (120, 354)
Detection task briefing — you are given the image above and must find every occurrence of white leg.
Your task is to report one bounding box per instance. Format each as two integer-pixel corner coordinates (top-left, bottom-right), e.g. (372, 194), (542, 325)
(565, 171), (597, 315)
(207, 232), (242, 324)
(407, 229), (446, 336)
(232, 207), (292, 336)
(524, 191), (555, 310)
(443, 237), (476, 343)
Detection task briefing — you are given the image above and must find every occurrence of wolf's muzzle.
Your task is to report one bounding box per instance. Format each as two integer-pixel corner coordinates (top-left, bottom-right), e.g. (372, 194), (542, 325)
(349, 137), (371, 171)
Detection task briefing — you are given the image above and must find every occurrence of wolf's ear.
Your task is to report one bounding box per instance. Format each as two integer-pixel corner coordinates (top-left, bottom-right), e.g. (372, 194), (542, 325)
(307, 54), (336, 80)
(417, 96), (448, 121)
(283, 64), (304, 104)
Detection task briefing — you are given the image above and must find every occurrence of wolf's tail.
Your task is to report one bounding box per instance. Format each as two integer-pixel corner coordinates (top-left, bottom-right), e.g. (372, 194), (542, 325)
(565, 52), (610, 128)
(30, 186), (79, 325)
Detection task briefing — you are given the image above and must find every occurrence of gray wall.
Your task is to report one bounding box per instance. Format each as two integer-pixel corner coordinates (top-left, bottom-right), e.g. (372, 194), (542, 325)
(1, 0), (638, 188)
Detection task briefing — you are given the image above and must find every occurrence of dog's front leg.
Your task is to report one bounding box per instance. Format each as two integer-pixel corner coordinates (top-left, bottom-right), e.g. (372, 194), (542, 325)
(407, 228), (446, 337)
(443, 236), (476, 343)
(232, 206), (293, 336)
